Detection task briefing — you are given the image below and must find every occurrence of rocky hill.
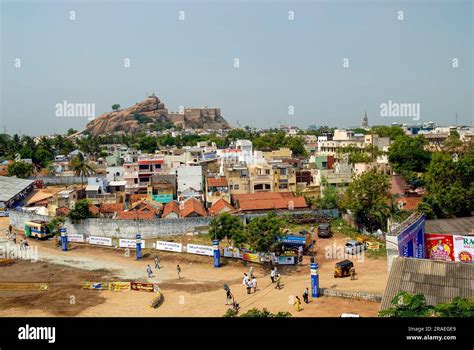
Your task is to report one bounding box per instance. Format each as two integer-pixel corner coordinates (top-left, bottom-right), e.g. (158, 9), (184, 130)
(84, 95), (230, 136)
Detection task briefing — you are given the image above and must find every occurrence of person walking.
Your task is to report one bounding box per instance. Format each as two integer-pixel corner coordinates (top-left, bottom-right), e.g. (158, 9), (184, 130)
(303, 287), (309, 304)
(251, 277), (257, 293)
(275, 274), (281, 289)
(249, 266), (254, 278)
(154, 255), (160, 269)
(176, 264), (182, 279)
(242, 273), (249, 287)
(225, 289), (233, 305)
(294, 296), (302, 312)
(270, 267), (276, 283)
(12, 232), (16, 244)
(8, 224), (12, 236)
(146, 264), (153, 278)
(245, 279), (252, 294)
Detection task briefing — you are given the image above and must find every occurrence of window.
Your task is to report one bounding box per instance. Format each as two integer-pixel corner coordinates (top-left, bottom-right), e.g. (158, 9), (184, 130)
(280, 168), (287, 176)
(265, 169), (270, 175)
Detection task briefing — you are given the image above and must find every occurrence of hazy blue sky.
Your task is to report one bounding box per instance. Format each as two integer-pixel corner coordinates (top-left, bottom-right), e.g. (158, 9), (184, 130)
(1, 0), (472, 135)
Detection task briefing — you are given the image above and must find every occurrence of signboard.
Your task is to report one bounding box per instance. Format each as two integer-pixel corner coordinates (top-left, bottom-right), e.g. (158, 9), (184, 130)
(119, 238), (145, 249)
(156, 241), (182, 253)
(88, 236), (113, 247)
(68, 234), (85, 243)
(278, 235), (306, 246)
(213, 240), (220, 268)
(310, 262), (319, 298)
(242, 252), (261, 264)
(397, 215), (425, 259)
(223, 247), (242, 259)
(453, 235), (474, 263)
(187, 244), (213, 256)
(277, 256), (295, 265)
(131, 282), (155, 292)
(109, 282), (131, 291)
(425, 234), (454, 261)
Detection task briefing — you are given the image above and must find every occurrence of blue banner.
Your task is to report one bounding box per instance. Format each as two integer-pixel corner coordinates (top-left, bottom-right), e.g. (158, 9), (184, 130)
(310, 262), (319, 298)
(60, 228), (68, 251)
(213, 240), (220, 268)
(136, 233), (142, 260)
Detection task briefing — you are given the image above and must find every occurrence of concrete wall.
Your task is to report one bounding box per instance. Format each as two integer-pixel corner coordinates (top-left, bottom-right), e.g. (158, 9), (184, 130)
(10, 208), (339, 240)
(31, 176), (100, 185)
(10, 210), (210, 239)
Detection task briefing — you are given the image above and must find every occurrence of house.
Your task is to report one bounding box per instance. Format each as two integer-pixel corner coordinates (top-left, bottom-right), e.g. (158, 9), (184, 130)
(177, 165), (203, 199)
(116, 210), (156, 220)
(209, 199), (235, 216)
(162, 201), (181, 219)
(108, 180), (126, 194)
(180, 198), (207, 218)
(147, 174), (176, 204)
(47, 189), (80, 216)
(128, 199), (162, 217)
(232, 192), (308, 213)
(205, 175), (230, 207)
(99, 202), (125, 218)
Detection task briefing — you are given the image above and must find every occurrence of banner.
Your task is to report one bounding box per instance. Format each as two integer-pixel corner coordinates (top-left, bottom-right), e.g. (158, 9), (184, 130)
(109, 282), (131, 291)
(242, 252), (261, 264)
(82, 282), (111, 290)
(68, 234), (85, 243)
(453, 235), (474, 263)
(425, 234), (454, 261)
(187, 244), (213, 256)
(156, 241), (182, 253)
(131, 282), (155, 292)
(119, 238), (145, 249)
(88, 236), (113, 247)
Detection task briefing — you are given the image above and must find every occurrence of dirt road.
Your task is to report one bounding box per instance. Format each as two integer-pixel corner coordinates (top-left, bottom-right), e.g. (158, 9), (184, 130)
(0, 217), (385, 317)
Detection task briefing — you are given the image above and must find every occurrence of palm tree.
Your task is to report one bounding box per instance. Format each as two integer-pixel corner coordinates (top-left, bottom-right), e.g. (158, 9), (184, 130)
(70, 152), (94, 187)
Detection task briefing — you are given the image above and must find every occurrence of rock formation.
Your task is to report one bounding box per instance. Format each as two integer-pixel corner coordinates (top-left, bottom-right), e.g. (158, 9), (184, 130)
(84, 95), (230, 136)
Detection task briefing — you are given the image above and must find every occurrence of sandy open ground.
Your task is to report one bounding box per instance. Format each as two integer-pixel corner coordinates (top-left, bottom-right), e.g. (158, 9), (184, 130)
(0, 217), (387, 317)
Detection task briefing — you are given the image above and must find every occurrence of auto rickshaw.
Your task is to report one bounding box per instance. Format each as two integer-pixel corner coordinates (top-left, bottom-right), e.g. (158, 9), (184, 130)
(24, 220), (51, 240)
(334, 259), (354, 278)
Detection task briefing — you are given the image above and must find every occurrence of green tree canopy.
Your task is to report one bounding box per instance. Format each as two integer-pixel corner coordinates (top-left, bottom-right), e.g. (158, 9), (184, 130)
(246, 212), (284, 252)
(69, 200), (95, 221)
(339, 170), (391, 232)
(388, 135), (431, 177)
(208, 212), (245, 244)
(8, 161), (34, 178)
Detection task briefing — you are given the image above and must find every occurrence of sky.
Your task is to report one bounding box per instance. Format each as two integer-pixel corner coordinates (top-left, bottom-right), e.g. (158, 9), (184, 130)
(1, 0), (473, 135)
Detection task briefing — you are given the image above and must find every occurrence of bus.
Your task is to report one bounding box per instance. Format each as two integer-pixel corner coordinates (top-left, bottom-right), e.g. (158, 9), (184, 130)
(24, 220), (51, 239)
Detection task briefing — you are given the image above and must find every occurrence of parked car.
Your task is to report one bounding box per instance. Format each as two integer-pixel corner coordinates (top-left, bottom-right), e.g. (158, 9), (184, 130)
(317, 223), (333, 238)
(345, 240), (365, 255)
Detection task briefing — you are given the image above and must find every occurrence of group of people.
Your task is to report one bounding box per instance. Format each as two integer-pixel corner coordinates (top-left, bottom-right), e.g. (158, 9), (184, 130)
(146, 255), (162, 278)
(270, 267), (281, 289)
(295, 287), (310, 311)
(242, 271), (258, 294)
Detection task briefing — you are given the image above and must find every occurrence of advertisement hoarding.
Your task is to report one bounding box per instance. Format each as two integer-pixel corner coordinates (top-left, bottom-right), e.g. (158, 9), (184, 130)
(425, 233), (454, 261)
(453, 235), (474, 263)
(397, 214), (425, 259)
(156, 241), (182, 253)
(88, 236), (113, 247)
(187, 244), (213, 256)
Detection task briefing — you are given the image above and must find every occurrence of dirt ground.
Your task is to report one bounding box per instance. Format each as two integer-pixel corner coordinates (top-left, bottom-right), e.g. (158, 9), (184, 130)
(0, 217), (386, 317)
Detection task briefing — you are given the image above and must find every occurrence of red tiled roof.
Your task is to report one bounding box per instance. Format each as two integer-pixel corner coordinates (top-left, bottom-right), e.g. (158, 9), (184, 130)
(162, 201), (181, 218)
(232, 192), (293, 202)
(206, 176), (228, 187)
(209, 199), (235, 216)
(100, 203), (125, 213)
(56, 206), (71, 217)
(236, 196), (307, 212)
(395, 196), (423, 211)
(129, 194), (148, 203)
(181, 198), (207, 218)
(116, 211), (155, 220)
(88, 205), (100, 215)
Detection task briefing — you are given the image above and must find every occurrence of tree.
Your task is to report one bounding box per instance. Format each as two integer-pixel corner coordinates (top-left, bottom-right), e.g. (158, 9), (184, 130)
(420, 150), (474, 218)
(112, 104), (120, 111)
(8, 161), (34, 178)
(370, 125), (405, 140)
(70, 153), (94, 186)
(388, 135), (431, 176)
(224, 307), (292, 318)
(67, 128), (77, 136)
(379, 291), (474, 317)
(208, 212), (245, 244)
(246, 213), (284, 252)
(379, 291), (432, 317)
(339, 170), (390, 232)
(69, 200), (95, 220)
(316, 178), (339, 209)
(47, 217), (66, 237)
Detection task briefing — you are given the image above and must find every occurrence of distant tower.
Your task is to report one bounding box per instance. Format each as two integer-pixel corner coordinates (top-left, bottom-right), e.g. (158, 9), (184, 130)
(362, 110), (369, 128)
